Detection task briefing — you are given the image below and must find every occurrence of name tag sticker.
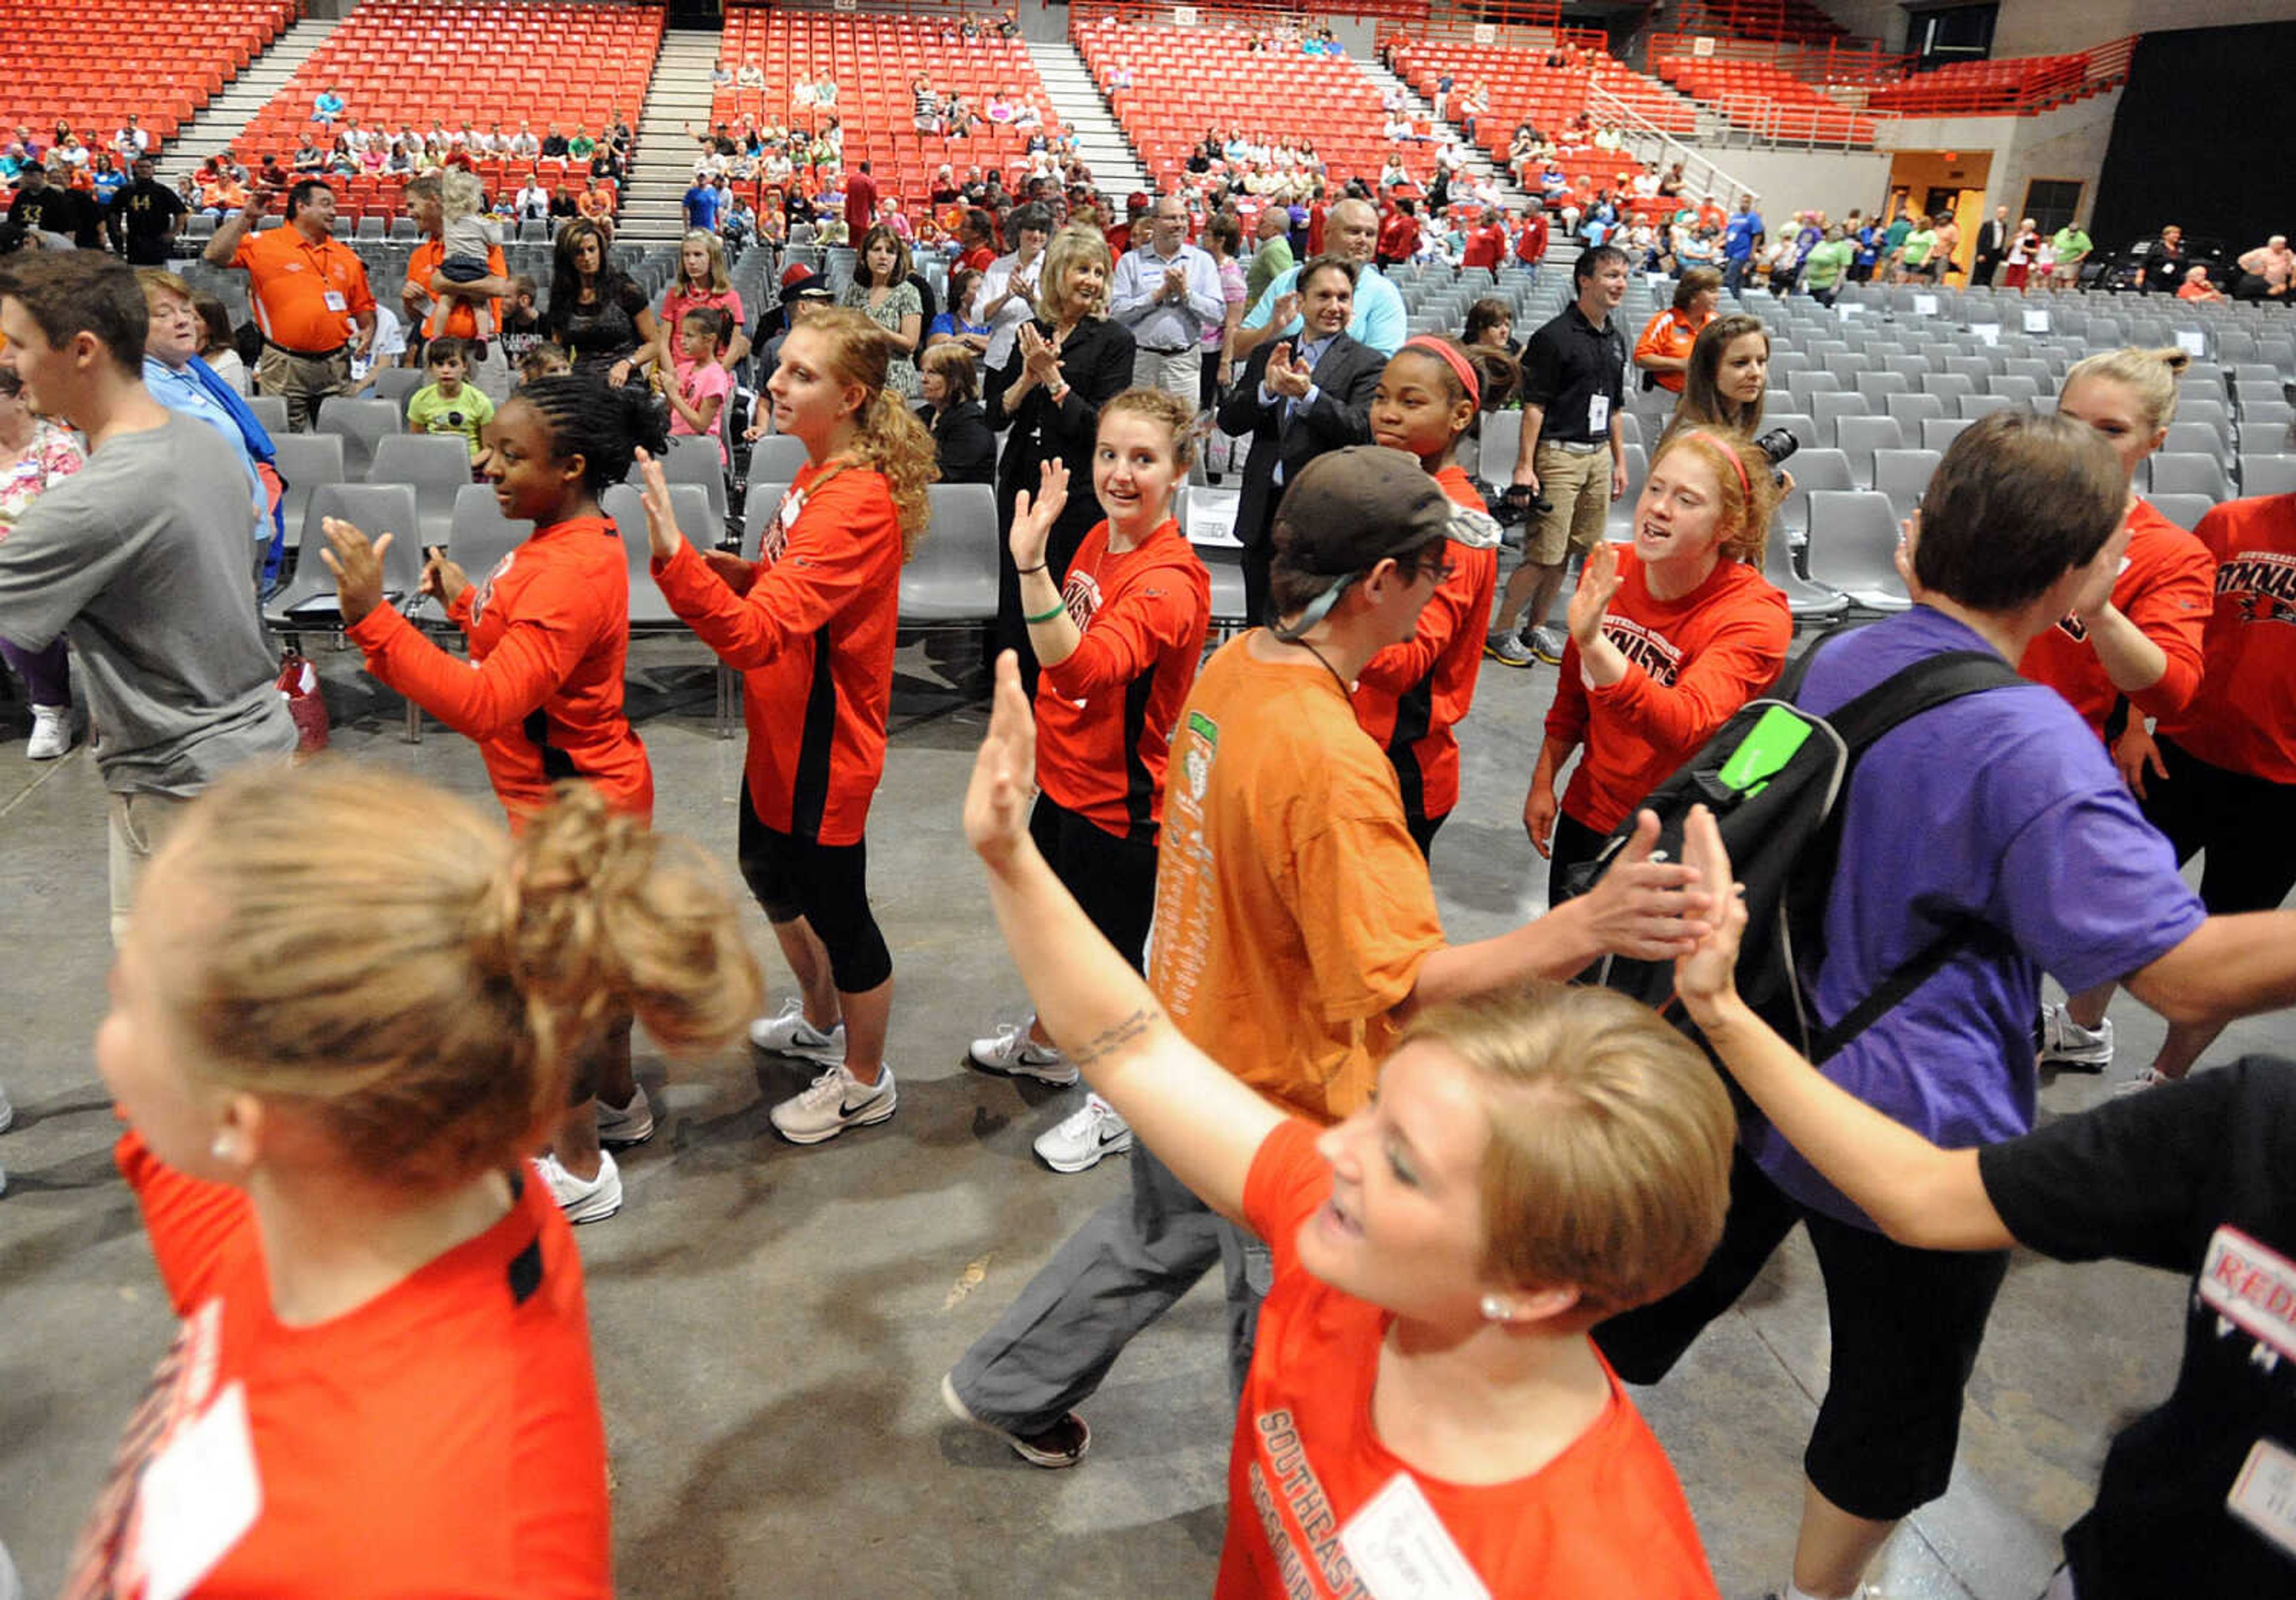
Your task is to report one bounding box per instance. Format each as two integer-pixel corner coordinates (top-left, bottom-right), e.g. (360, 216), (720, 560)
(1339, 1473), (1491, 1600)
(2023, 309), (2051, 334)
(2227, 1438), (2296, 1558)
(1587, 393), (1609, 433)
(136, 1381), (262, 1600)
(323, 290), (348, 312)
(2198, 1226), (2296, 1358)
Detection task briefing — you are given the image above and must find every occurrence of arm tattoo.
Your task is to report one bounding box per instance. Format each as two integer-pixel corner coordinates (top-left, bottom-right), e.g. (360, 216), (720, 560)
(1067, 1006), (1164, 1069)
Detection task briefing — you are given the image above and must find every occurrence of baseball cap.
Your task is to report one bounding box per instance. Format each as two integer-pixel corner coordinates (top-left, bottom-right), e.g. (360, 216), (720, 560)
(779, 265), (832, 301)
(1269, 447), (1500, 636)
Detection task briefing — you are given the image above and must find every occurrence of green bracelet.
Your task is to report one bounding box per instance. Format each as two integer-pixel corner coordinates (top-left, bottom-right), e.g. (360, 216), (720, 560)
(1025, 601), (1068, 624)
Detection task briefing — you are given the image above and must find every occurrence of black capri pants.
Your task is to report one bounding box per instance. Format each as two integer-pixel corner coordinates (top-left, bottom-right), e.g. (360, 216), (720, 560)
(1032, 791), (1159, 973)
(2141, 735), (2296, 915)
(736, 780), (894, 994)
(1595, 1145), (2010, 1522)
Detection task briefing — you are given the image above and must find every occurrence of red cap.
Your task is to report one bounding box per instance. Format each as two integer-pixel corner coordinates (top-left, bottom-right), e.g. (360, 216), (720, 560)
(781, 262), (815, 289)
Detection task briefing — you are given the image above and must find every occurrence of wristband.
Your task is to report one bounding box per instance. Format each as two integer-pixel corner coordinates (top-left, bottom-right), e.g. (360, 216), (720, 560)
(1015, 563), (1047, 574)
(1025, 601), (1068, 624)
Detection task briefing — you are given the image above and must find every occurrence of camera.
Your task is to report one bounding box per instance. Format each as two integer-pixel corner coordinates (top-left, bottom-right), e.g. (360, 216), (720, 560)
(1502, 481), (1555, 518)
(1752, 426), (1800, 485)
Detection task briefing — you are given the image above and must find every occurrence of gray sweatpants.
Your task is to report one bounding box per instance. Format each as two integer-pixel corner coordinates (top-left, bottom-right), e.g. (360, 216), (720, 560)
(948, 1146), (1272, 1435)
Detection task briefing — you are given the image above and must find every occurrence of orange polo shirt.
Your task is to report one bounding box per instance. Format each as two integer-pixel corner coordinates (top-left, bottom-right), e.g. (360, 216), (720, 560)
(231, 225), (374, 353)
(404, 236), (508, 340)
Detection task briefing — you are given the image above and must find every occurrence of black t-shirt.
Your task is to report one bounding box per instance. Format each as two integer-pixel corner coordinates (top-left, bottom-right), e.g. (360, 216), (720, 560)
(547, 276), (650, 376)
(1520, 303), (1626, 445)
(1980, 1057), (2296, 1597)
(10, 185), (94, 245)
(110, 178), (187, 262)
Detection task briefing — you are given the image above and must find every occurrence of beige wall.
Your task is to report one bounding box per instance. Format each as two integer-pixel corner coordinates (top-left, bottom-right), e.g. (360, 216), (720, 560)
(1702, 147), (1897, 226)
(1876, 84), (2121, 231)
(1819, 0), (2296, 54)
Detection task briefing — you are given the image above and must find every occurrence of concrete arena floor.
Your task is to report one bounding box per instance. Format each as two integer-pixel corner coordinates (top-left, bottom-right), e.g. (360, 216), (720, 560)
(1, 621), (2277, 1599)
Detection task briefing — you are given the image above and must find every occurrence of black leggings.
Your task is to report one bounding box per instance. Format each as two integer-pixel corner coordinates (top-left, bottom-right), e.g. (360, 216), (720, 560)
(1546, 809), (1610, 908)
(736, 781), (894, 994)
(1033, 791), (1159, 973)
(1595, 1147), (2010, 1521)
(2141, 735), (2296, 914)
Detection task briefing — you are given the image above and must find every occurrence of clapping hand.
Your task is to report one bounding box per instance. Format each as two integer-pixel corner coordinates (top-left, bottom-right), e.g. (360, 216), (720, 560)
(1575, 810), (1715, 963)
(1263, 340), (1313, 399)
(631, 447), (685, 561)
(420, 546), (471, 609)
(1565, 541), (1622, 651)
(1019, 322), (1063, 387)
(318, 517), (396, 625)
(963, 651), (1040, 873)
(1009, 459), (1070, 572)
(1268, 289), (1300, 332)
(1672, 804), (1747, 1015)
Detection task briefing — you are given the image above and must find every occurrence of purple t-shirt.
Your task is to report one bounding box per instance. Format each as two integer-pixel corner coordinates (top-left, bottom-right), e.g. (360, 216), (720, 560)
(1746, 607), (2207, 1226)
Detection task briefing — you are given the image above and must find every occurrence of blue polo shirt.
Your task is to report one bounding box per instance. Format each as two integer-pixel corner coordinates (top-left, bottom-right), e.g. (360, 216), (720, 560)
(1723, 210), (1764, 261)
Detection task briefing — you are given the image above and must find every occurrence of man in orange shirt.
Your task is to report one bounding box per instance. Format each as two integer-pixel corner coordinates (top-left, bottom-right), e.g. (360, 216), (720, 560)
(206, 178), (375, 430)
(401, 170), (512, 401)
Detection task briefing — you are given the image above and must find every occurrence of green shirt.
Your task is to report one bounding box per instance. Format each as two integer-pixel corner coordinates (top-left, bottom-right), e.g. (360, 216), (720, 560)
(568, 135), (596, 158)
(2053, 227), (2092, 262)
(1802, 237), (1854, 290)
(1883, 218), (1912, 252)
(1900, 228), (1936, 266)
(407, 381), (496, 461)
(1244, 236), (1294, 312)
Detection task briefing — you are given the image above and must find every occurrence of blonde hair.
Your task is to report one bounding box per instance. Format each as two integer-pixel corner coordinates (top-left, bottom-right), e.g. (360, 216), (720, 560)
(1098, 386), (1198, 471)
(1651, 426), (1781, 567)
(438, 164), (484, 222)
(677, 228), (732, 294)
(1402, 987), (1734, 1321)
(133, 267), (196, 308)
(1036, 224), (1112, 323)
(152, 766), (761, 1195)
(800, 306), (939, 555)
(2062, 344), (2191, 433)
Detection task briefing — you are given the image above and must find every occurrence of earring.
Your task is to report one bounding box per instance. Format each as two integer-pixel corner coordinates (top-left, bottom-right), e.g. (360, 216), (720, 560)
(1479, 1294), (1510, 1323)
(210, 1132), (236, 1163)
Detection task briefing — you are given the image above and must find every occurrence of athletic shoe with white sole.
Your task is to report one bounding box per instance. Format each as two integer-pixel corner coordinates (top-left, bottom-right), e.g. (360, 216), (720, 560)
(2114, 1068), (2172, 1097)
(966, 1018), (1079, 1086)
(1484, 630), (1535, 668)
(770, 1061), (897, 1144)
(1032, 1094), (1134, 1174)
(535, 1150), (622, 1224)
(594, 1083), (655, 1148)
(748, 998), (848, 1064)
(25, 706), (72, 761)
(939, 1373), (1091, 1468)
(2039, 1004), (2114, 1071)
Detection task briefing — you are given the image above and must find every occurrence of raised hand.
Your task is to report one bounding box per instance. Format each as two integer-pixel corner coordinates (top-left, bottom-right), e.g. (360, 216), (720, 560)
(1008, 457), (1071, 572)
(1269, 289), (1300, 332)
(1574, 809), (1714, 962)
(631, 447), (684, 561)
(317, 516), (395, 625)
(1672, 804), (1747, 1014)
(963, 650), (1040, 872)
(1565, 540), (1621, 651)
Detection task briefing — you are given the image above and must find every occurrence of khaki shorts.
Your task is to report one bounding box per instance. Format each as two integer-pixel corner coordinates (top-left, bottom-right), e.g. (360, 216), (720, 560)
(255, 344), (354, 430)
(1525, 442), (1613, 566)
(108, 789), (197, 946)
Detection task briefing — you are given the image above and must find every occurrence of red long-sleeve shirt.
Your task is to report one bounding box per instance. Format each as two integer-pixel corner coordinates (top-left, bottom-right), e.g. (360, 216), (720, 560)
(2154, 493), (2296, 784)
(347, 516), (653, 823)
(1547, 548), (1790, 834)
(1514, 212), (1550, 265)
(1461, 221), (1507, 270)
(2020, 497), (2214, 738)
(652, 462), (902, 845)
(1353, 465), (1498, 823)
(1034, 517), (1211, 841)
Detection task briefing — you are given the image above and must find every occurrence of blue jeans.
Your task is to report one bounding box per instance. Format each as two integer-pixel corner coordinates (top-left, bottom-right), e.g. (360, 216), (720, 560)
(1724, 254), (1753, 295)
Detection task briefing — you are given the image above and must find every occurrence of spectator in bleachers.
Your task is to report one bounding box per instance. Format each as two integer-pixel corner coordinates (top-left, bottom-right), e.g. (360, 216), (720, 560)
(1721, 194), (1766, 295)
(110, 115), (147, 162)
(1635, 268), (1721, 398)
(0, 364), (84, 759)
(1464, 297), (1518, 359)
(1929, 212), (1961, 282)
(0, 251), (298, 937)
(1218, 256), (1382, 624)
(2050, 218), (2093, 288)
(651, 230), (750, 382)
(194, 295), (248, 396)
(2234, 234), (2293, 304)
(206, 179), (374, 432)
(930, 264), (991, 355)
(660, 308), (731, 466)
(312, 87), (346, 125)
(508, 121), (540, 162)
(1800, 224), (1855, 307)
(2000, 216), (2041, 291)
(541, 125), (568, 160)
(548, 184), (579, 222)
(2177, 264), (2227, 302)
(917, 343), (994, 486)
(1490, 245), (1632, 668)
(1243, 206), (1294, 309)
(546, 219), (656, 390)
(10, 164), (96, 246)
(986, 225), (1132, 695)
(402, 335), (493, 463)
(1234, 198), (1405, 361)
(972, 201), (1052, 369)
(955, 207), (999, 274)
(840, 225), (923, 400)
(1109, 194), (1224, 403)
(577, 179), (617, 237)
(515, 175), (551, 222)
(105, 157), (184, 268)
(1665, 313), (1775, 455)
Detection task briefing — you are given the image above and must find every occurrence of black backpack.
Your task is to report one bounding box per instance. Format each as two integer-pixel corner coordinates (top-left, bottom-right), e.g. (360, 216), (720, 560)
(1569, 631), (2026, 1073)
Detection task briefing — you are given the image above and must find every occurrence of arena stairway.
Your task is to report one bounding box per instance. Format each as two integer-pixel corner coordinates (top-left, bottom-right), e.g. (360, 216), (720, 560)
(1024, 36), (1149, 199)
(1354, 56), (1533, 213)
(622, 25), (720, 245)
(160, 9), (352, 183)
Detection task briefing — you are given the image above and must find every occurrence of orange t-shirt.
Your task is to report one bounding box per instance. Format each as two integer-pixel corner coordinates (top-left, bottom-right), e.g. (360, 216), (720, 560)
(404, 236), (508, 340)
(63, 1135), (609, 1599)
(1147, 637), (1446, 1124)
(1547, 549), (1790, 834)
(1352, 465), (1498, 823)
(1216, 1120), (1723, 1600)
(1034, 516), (1211, 841)
(2154, 493), (2296, 784)
(348, 516), (652, 823)
(653, 461), (902, 845)
(2019, 497), (2215, 737)
(230, 225), (375, 352)
(1632, 307), (1704, 395)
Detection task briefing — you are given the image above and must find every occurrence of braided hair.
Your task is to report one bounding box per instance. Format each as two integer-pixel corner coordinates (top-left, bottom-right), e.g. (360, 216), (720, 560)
(514, 376), (671, 496)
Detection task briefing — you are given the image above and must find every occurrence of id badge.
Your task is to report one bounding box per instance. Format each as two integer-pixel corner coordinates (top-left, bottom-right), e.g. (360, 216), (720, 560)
(135, 1381), (263, 1600)
(1586, 393), (1609, 434)
(323, 290), (348, 313)
(2227, 1437), (2296, 1558)
(1338, 1473), (1491, 1600)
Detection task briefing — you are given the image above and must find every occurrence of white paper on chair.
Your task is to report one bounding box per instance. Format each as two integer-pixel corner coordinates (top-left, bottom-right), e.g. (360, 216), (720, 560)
(1836, 301), (1863, 320)
(1971, 322), (1999, 346)
(1913, 294), (1938, 316)
(2175, 329), (2208, 358)
(2023, 309), (2051, 333)
(1187, 486), (1244, 549)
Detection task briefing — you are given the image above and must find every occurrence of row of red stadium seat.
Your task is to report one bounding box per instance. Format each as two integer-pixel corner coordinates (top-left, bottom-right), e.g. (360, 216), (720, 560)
(0, 0), (294, 148)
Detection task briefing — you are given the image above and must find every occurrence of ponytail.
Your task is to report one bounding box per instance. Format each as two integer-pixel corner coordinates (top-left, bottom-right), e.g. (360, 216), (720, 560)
(856, 386), (938, 557)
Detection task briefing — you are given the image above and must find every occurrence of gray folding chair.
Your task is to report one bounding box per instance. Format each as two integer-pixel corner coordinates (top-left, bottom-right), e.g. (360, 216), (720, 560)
(2240, 454), (2296, 498)
(1834, 416), (1903, 489)
(266, 483), (423, 630)
(370, 366), (428, 417)
(1958, 393), (2012, 420)
(1921, 372), (1976, 405)
(1810, 390), (1870, 448)
(2147, 493), (2216, 529)
(1988, 374), (2041, 404)
(270, 433), (346, 553)
(599, 483), (709, 633)
(1763, 514), (1848, 624)
(1873, 448), (1940, 522)
(1923, 417), (1973, 453)
(1479, 411), (1522, 481)
(249, 394), (291, 435)
(313, 397), (402, 478)
(1885, 392), (1946, 430)
(1604, 444), (1649, 543)
(2150, 453), (2231, 503)
(1854, 371), (1910, 404)
(901, 483), (1001, 624)
(746, 432), (812, 484)
(1774, 448), (1852, 544)
(1805, 490), (1910, 611)
(368, 434), (476, 552)
(446, 481), (529, 584)
(662, 433), (731, 534)
(1765, 413), (1818, 453)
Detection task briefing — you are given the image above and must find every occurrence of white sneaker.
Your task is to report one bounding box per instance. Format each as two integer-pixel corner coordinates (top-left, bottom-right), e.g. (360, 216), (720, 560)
(966, 1018), (1080, 1086)
(2040, 1005), (2114, 1071)
(770, 1061), (897, 1144)
(0, 1082), (13, 1134)
(1526, 625), (1568, 665)
(1033, 1094), (1134, 1174)
(25, 705), (72, 760)
(533, 1150), (622, 1224)
(748, 998), (848, 1064)
(1484, 630), (1536, 668)
(594, 1083), (655, 1148)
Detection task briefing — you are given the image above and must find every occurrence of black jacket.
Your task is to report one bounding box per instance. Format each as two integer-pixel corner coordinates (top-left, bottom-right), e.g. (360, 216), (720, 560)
(920, 398), (996, 486)
(1215, 331), (1382, 548)
(986, 313), (1135, 560)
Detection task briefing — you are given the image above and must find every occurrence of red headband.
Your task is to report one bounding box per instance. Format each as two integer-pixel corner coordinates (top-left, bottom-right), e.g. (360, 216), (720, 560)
(1681, 429), (1752, 499)
(1399, 335), (1479, 410)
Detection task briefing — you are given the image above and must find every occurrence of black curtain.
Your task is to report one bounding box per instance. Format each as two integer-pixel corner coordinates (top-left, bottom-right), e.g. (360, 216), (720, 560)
(2092, 21), (2296, 256)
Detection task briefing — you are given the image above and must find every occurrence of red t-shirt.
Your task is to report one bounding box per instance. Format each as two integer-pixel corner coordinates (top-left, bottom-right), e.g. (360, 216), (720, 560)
(1307, 202), (1328, 256)
(1353, 465), (1498, 823)
(1515, 212), (1550, 264)
(2019, 497), (2215, 737)
(2154, 493), (2296, 784)
(1034, 516), (1211, 841)
(1547, 549), (1790, 834)
(348, 516), (654, 824)
(1378, 212), (1419, 261)
(1461, 221), (1507, 270)
(63, 1135), (608, 1599)
(658, 284), (747, 353)
(843, 167), (878, 235)
(653, 461), (902, 845)
(1216, 1120), (1723, 1600)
